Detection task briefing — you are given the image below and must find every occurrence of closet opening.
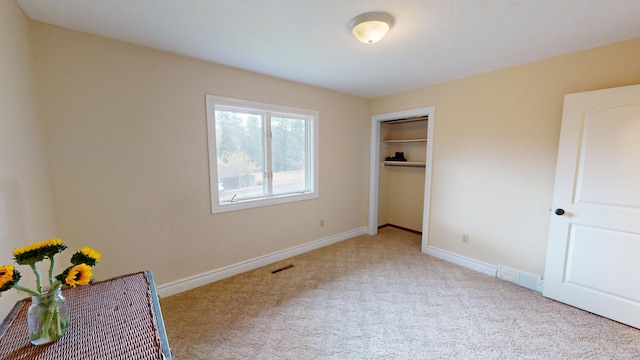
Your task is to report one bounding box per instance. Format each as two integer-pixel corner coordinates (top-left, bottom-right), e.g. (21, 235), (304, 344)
(368, 107), (435, 253)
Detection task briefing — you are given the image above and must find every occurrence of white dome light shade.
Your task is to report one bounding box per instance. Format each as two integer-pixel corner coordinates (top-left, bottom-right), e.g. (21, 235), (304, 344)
(349, 12), (394, 44)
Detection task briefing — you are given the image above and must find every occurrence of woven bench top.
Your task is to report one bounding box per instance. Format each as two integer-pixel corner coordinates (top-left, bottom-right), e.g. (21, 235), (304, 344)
(0, 271), (171, 359)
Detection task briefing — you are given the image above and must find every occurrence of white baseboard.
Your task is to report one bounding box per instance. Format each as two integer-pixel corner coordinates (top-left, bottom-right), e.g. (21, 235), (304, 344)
(425, 246), (497, 277)
(157, 226), (368, 298)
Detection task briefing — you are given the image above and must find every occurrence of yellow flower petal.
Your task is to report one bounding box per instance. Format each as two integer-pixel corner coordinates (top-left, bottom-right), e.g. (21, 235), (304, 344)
(64, 264), (93, 287)
(0, 265), (14, 289)
(79, 247), (101, 261)
(12, 238), (62, 257)
(70, 246), (101, 266)
(12, 238), (66, 265)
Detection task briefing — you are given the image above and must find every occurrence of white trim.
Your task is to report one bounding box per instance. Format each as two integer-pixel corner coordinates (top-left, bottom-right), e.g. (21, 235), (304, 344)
(368, 107), (435, 255)
(157, 227), (368, 298)
(422, 113), (435, 253)
(368, 116), (382, 235)
(426, 246), (497, 277)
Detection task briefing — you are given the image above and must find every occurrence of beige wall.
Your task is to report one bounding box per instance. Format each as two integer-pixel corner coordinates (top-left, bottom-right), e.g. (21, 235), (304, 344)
(31, 23), (371, 287)
(372, 38), (640, 276)
(0, 2), (58, 319)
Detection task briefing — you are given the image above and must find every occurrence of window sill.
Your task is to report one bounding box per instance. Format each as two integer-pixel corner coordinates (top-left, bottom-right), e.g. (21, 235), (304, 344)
(212, 191), (318, 214)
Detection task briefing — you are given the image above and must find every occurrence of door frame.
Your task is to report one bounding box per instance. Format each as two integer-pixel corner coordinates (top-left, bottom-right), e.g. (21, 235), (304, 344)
(368, 106), (435, 253)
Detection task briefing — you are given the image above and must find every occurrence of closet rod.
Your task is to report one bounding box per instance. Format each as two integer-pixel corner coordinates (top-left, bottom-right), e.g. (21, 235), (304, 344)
(382, 115), (428, 125)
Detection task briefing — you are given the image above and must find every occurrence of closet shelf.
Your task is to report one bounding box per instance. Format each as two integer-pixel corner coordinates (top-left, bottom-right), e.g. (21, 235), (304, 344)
(383, 116), (428, 125)
(381, 139), (426, 143)
(382, 161), (426, 168)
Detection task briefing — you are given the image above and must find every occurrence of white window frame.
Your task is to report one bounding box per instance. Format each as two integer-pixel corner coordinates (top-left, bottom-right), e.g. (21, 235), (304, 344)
(205, 95), (319, 214)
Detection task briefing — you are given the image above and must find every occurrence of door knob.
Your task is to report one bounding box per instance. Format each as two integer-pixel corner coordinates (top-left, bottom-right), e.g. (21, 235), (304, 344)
(555, 208), (565, 216)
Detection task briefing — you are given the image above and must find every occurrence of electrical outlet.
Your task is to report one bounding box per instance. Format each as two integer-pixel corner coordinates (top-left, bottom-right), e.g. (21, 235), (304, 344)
(462, 234), (469, 243)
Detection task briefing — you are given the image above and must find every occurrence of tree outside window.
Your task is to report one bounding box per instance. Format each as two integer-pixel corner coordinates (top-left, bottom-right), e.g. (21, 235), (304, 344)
(206, 96), (318, 213)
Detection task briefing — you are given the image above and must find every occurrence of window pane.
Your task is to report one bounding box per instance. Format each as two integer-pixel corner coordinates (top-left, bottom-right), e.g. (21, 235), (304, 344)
(215, 110), (265, 203)
(271, 116), (307, 195)
(207, 95), (318, 214)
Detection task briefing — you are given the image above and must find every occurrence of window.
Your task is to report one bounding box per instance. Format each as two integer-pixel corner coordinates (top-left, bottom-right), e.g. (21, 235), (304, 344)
(206, 95), (319, 213)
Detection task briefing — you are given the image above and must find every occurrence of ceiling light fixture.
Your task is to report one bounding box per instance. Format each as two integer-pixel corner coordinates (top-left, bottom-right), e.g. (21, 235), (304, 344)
(349, 12), (394, 44)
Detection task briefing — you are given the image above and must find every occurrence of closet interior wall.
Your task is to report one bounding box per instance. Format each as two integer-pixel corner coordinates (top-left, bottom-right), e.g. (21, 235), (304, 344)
(378, 119), (428, 232)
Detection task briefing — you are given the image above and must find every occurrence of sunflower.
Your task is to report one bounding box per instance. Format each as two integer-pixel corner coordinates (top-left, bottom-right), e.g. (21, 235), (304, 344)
(63, 264), (93, 288)
(12, 238), (67, 265)
(0, 265), (21, 292)
(70, 247), (102, 266)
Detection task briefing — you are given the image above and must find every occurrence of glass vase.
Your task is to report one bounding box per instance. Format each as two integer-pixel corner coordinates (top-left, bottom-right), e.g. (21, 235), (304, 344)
(27, 288), (70, 345)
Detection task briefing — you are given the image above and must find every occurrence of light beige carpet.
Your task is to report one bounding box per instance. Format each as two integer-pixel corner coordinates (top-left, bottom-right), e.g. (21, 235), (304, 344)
(160, 227), (640, 359)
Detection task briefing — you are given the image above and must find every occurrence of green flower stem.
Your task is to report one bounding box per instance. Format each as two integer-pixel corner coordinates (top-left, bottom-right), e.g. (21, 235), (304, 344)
(12, 283), (41, 296)
(47, 255), (56, 285)
(53, 306), (62, 337)
(35, 300), (54, 341)
(28, 262), (43, 293)
(42, 307), (53, 337)
(48, 280), (62, 292)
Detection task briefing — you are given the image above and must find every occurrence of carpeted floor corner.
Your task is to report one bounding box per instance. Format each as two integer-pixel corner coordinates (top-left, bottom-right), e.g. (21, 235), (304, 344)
(160, 227), (640, 359)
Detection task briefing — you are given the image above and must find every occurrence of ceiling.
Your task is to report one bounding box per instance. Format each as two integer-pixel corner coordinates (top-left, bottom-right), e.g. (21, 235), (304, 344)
(17, 0), (640, 99)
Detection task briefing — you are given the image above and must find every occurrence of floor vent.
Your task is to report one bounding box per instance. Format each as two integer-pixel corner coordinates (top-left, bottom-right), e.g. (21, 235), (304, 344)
(496, 265), (543, 292)
(271, 264), (294, 274)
